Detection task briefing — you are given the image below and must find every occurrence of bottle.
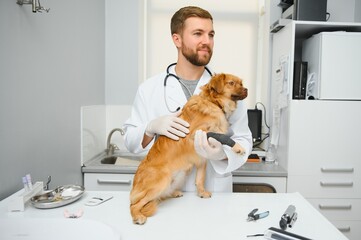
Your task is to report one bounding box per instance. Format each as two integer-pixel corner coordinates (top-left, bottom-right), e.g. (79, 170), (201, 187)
(265, 144), (277, 162)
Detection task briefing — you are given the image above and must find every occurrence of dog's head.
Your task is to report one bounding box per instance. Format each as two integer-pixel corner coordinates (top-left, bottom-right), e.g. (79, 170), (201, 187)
(201, 73), (248, 103)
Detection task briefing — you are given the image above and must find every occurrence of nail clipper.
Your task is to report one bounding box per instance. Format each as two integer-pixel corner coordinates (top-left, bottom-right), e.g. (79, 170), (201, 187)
(247, 208), (269, 221)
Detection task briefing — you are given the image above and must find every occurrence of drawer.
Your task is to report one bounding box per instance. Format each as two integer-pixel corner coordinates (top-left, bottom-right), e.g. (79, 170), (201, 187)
(330, 220), (361, 240)
(288, 158), (360, 176)
(307, 198), (361, 221)
(84, 173), (134, 191)
(287, 175), (361, 198)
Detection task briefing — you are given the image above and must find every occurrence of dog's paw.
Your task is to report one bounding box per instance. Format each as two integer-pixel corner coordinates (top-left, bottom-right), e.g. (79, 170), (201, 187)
(198, 190), (212, 198)
(133, 214), (147, 225)
(232, 143), (246, 155)
(172, 190), (184, 198)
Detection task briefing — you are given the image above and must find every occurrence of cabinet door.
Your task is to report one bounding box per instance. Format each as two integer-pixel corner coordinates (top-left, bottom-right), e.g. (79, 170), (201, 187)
(287, 100), (361, 175)
(84, 173), (134, 191)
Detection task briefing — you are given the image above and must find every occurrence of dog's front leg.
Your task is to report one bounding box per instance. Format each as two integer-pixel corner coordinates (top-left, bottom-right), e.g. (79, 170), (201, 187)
(195, 161), (212, 198)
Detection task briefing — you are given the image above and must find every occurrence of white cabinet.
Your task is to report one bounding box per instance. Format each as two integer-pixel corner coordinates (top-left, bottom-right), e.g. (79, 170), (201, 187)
(284, 101), (361, 240)
(271, 21), (361, 240)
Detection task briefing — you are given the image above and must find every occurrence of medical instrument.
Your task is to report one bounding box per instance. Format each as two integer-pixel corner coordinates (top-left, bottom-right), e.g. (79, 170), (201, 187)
(280, 205), (297, 230)
(249, 226), (311, 239)
(85, 196), (114, 206)
(247, 208), (269, 221)
(247, 233), (264, 237)
(163, 63), (212, 113)
(264, 227), (312, 240)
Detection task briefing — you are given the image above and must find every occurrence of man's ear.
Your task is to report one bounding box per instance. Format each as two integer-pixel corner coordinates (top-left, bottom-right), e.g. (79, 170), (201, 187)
(172, 33), (182, 48)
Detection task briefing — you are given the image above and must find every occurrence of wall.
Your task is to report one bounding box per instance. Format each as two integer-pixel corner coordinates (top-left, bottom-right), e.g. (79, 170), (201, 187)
(356, 0), (361, 22)
(105, 0), (141, 105)
(0, 0), (105, 200)
(105, 0), (271, 110)
(327, 0), (356, 22)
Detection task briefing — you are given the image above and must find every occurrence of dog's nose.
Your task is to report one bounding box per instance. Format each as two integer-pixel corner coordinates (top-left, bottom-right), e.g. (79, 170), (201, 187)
(243, 88), (248, 98)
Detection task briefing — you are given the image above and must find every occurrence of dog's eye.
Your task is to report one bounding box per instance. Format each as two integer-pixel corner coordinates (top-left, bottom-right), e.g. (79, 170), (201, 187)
(228, 81), (235, 86)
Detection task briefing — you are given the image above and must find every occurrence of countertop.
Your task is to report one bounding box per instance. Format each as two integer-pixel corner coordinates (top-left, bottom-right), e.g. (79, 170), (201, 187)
(0, 190), (347, 240)
(82, 152), (287, 177)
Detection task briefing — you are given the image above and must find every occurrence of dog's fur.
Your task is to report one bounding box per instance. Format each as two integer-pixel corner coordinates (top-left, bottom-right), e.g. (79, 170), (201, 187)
(130, 73), (248, 224)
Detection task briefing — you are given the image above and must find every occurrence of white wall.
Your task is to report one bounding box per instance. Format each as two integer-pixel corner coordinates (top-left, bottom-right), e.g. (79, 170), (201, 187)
(105, 0), (142, 105)
(327, 0), (356, 22)
(355, 0), (361, 22)
(0, 0), (105, 200)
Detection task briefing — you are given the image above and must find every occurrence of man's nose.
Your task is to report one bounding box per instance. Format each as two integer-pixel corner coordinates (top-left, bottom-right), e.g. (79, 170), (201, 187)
(201, 34), (212, 45)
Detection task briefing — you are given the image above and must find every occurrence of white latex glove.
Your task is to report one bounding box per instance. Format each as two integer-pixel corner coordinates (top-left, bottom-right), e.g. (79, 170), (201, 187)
(194, 130), (227, 160)
(145, 111), (190, 140)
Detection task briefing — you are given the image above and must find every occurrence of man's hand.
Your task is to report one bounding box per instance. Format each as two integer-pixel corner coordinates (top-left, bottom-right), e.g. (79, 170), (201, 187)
(194, 130), (227, 160)
(145, 111), (190, 140)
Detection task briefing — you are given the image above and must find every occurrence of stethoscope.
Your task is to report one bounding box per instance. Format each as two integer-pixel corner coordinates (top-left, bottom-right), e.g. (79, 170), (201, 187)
(164, 63), (213, 113)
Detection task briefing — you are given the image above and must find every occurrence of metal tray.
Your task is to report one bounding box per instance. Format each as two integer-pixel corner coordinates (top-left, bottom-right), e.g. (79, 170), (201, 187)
(31, 185), (85, 209)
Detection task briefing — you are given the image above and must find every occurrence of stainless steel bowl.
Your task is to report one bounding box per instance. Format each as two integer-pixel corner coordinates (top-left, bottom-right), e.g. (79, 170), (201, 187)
(31, 185), (85, 209)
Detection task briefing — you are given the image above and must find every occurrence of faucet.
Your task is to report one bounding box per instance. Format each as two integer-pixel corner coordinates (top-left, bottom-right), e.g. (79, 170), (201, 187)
(16, 0), (50, 13)
(106, 128), (125, 156)
(44, 175), (51, 191)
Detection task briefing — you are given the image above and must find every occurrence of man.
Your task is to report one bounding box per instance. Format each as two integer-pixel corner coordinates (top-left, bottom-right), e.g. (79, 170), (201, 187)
(123, 6), (252, 192)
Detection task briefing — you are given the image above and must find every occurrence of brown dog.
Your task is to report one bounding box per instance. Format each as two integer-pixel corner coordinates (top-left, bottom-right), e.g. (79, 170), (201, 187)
(130, 73), (248, 224)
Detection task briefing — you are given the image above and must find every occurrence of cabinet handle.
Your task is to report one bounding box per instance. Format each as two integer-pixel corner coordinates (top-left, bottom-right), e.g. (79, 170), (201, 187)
(337, 226), (351, 233)
(318, 204), (352, 210)
(97, 179), (132, 185)
(320, 181), (353, 187)
(321, 167), (354, 173)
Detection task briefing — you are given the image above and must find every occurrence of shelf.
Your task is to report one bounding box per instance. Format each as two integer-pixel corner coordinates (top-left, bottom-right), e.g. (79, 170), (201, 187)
(293, 21), (361, 39)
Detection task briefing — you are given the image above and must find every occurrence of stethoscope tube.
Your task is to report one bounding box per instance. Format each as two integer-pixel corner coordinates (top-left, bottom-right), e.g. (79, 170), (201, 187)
(163, 63), (212, 113)
(164, 63), (179, 86)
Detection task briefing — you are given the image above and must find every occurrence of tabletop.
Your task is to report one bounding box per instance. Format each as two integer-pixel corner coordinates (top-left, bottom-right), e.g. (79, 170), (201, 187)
(0, 190), (347, 240)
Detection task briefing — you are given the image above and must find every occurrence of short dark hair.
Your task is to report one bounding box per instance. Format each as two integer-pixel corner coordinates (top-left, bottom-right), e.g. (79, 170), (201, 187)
(170, 6), (213, 35)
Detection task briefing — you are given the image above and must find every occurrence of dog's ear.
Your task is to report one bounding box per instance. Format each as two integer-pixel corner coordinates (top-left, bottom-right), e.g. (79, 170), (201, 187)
(209, 73), (226, 94)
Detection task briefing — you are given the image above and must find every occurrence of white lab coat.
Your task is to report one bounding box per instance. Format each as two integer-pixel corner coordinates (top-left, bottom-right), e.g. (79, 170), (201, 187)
(123, 65), (253, 192)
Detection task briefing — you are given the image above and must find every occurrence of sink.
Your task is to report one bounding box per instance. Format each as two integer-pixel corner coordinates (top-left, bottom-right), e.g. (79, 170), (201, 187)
(0, 218), (120, 240)
(101, 153), (144, 166)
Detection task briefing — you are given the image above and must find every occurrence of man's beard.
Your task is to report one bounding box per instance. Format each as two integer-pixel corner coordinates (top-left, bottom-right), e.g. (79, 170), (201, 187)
(181, 45), (212, 66)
